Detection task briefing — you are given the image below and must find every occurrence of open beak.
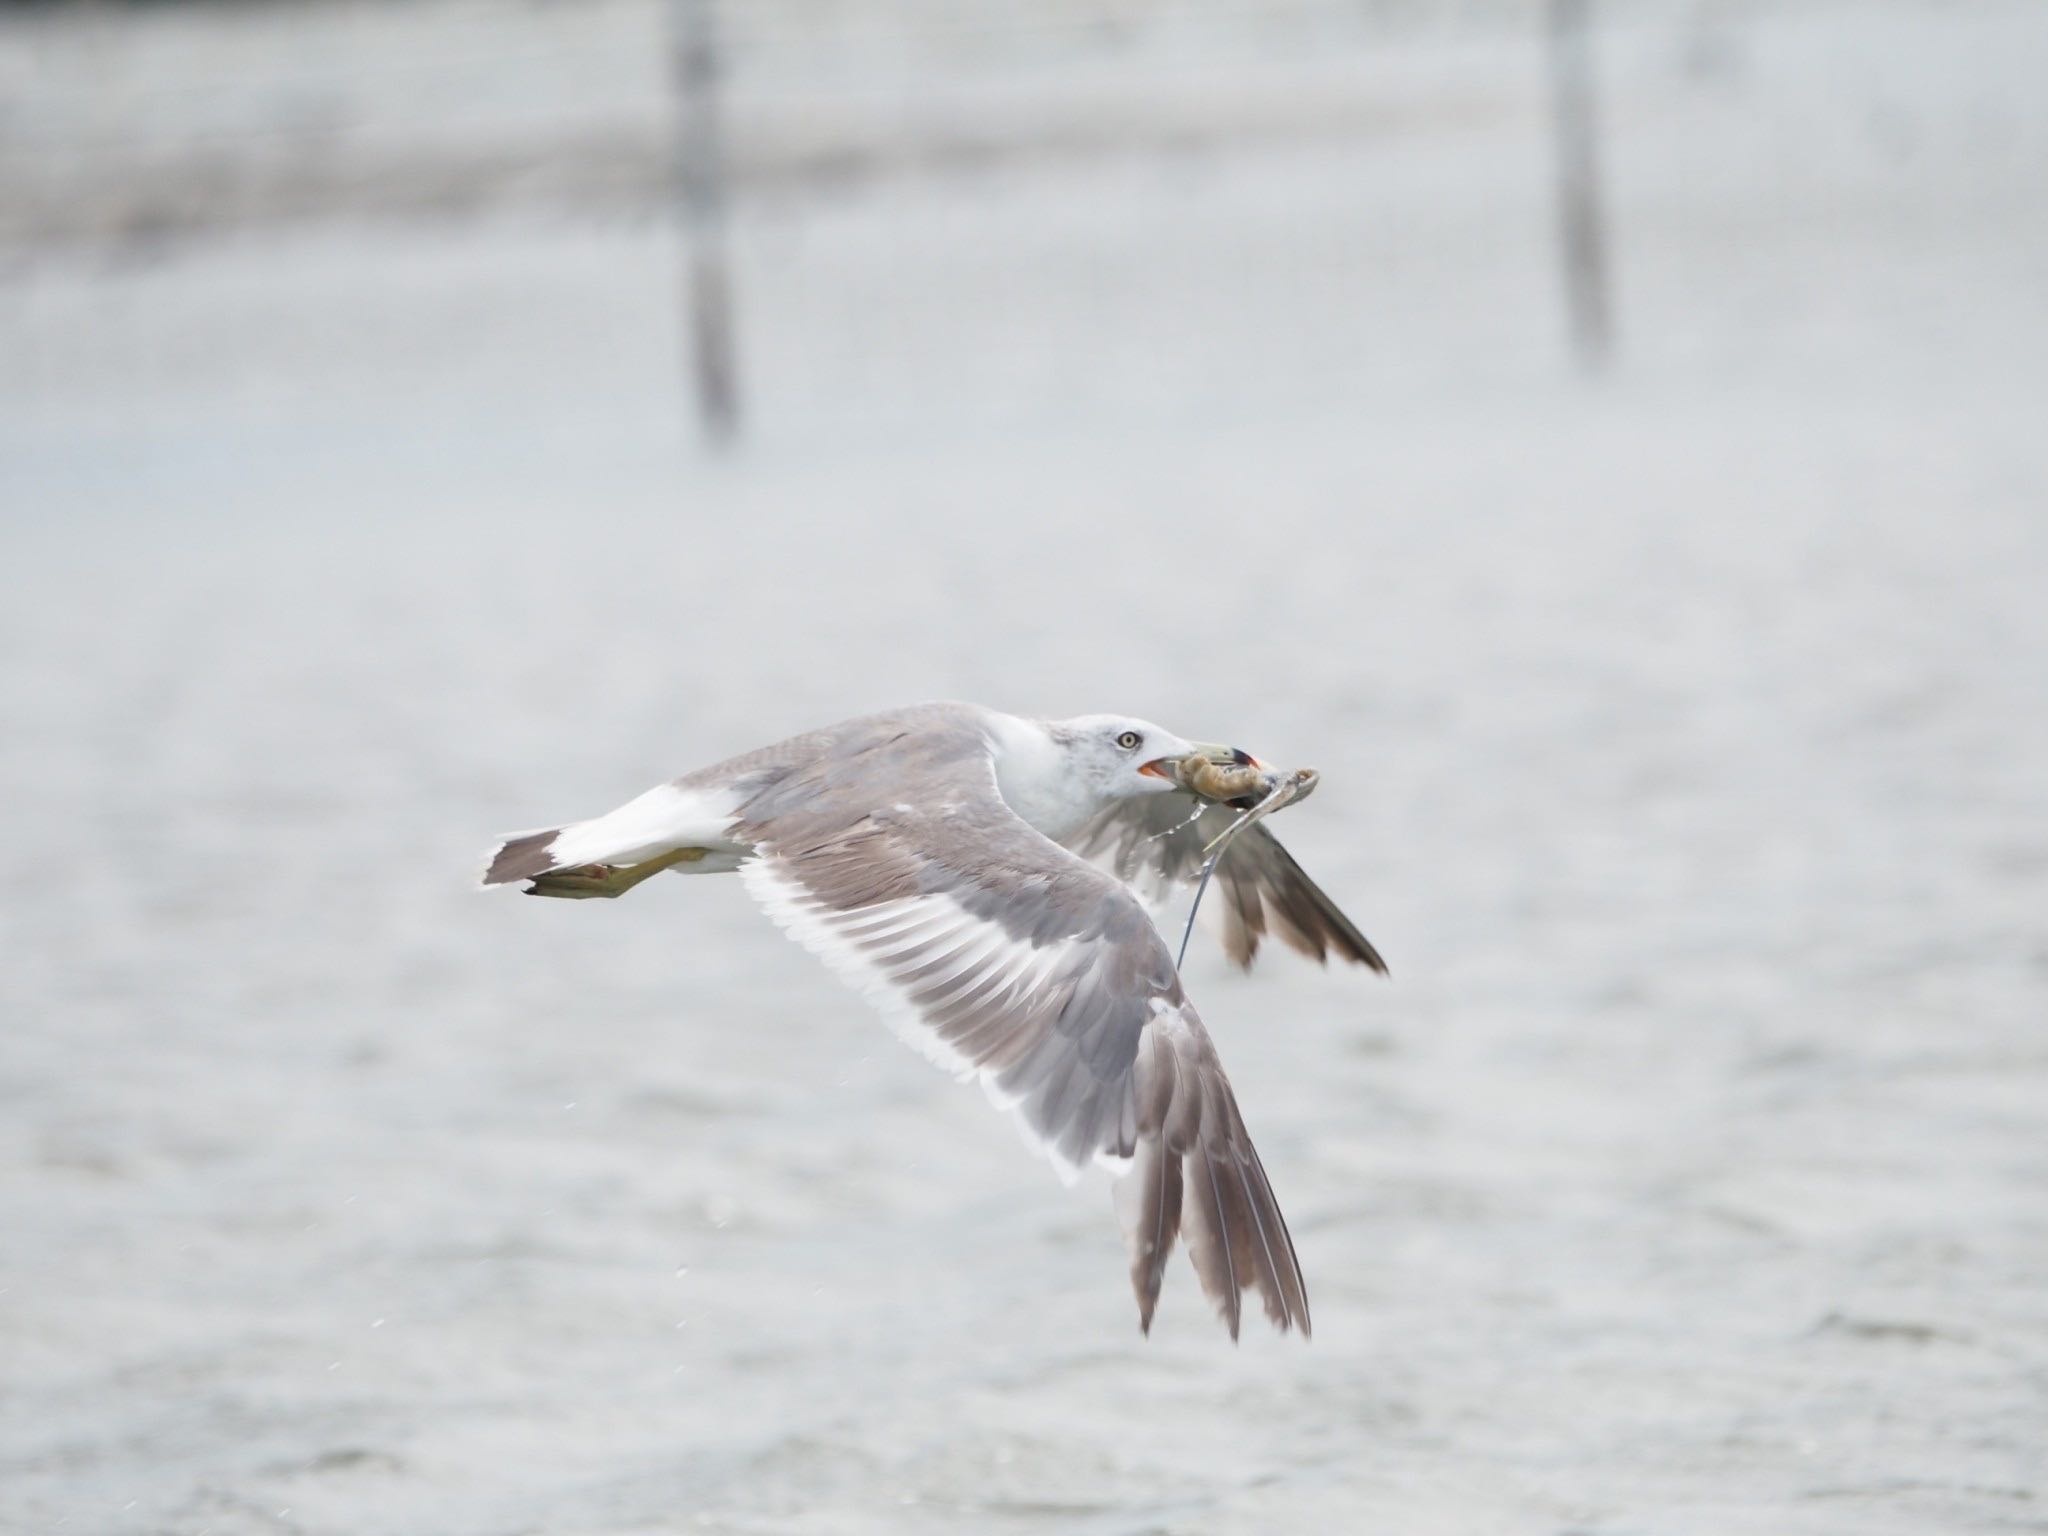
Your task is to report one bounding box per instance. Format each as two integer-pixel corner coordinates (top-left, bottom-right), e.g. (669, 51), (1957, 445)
(1139, 741), (1261, 780)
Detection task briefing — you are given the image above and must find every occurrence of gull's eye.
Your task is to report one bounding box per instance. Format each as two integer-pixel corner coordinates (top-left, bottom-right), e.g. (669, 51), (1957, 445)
(1116, 730), (1142, 751)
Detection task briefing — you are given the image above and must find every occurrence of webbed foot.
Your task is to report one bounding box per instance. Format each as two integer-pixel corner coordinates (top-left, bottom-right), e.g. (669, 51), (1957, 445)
(523, 845), (710, 899)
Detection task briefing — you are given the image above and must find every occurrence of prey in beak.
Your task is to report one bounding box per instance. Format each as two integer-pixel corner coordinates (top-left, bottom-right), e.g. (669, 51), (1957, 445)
(1140, 742), (1261, 782)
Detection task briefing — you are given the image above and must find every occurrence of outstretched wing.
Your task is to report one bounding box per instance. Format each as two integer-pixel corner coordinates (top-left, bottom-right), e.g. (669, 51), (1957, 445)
(1064, 795), (1387, 974)
(730, 722), (1309, 1337)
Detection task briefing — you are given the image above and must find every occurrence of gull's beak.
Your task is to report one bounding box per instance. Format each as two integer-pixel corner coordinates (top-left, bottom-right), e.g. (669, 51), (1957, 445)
(1139, 741), (1261, 780)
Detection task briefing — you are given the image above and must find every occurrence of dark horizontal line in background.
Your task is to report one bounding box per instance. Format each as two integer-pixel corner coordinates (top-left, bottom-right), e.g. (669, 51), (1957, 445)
(0, 88), (1520, 252)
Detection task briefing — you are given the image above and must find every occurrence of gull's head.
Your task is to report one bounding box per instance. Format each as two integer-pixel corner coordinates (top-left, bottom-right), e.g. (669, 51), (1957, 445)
(1046, 714), (1256, 803)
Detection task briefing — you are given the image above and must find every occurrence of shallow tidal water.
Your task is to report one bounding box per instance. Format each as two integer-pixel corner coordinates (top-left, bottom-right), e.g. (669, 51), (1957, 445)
(4, 4), (2047, 1531)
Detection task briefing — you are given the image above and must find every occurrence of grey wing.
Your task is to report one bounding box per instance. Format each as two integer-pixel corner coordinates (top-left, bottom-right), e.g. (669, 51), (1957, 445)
(1065, 795), (1388, 974)
(731, 729), (1309, 1336)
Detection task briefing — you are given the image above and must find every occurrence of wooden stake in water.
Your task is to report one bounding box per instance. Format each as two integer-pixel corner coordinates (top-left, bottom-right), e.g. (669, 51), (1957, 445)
(670, 0), (739, 442)
(1548, 0), (1612, 368)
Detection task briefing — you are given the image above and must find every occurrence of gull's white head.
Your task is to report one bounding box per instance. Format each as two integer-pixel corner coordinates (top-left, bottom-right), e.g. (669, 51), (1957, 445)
(1045, 714), (1256, 803)
(987, 709), (1257, 841)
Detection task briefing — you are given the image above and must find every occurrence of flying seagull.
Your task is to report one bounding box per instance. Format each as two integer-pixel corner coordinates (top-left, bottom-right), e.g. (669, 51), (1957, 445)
(481, 702), (1385, 1337)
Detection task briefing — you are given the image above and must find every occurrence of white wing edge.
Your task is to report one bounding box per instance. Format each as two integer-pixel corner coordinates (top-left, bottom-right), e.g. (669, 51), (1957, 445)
(739, 855), (1137, 1187)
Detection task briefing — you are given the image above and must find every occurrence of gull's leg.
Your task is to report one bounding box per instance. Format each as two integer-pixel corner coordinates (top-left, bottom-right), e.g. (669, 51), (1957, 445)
(524, 845), (710, 899)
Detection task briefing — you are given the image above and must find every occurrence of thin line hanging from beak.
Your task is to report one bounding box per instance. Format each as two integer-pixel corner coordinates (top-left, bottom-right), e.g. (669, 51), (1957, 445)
(1174, 797), (1266, 970)
(1172, 768), (1320, 972)
(1176, 848), (1225, 971)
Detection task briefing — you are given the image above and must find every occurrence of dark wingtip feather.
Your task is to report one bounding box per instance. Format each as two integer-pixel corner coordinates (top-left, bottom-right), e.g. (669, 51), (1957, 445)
(1349, 931), (1391, 977)
(1260, 834), (1390, 977)
(1123, 1136), (1181, 1337)
(1120, 1009), (1311, 1341)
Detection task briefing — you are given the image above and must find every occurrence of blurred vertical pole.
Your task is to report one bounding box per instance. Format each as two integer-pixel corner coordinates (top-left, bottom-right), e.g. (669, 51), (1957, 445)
(1547, 0), (1612, 368)
(669, 0), (739, 443)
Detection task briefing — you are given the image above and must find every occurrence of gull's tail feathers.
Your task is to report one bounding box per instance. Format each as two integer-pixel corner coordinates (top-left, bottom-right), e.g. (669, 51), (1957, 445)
(479, 780), (749, 893)
(481, 828), (566, 887)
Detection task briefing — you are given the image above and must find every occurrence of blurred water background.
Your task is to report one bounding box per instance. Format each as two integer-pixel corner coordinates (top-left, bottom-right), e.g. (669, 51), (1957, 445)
(3, 1), (2046, 1532)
